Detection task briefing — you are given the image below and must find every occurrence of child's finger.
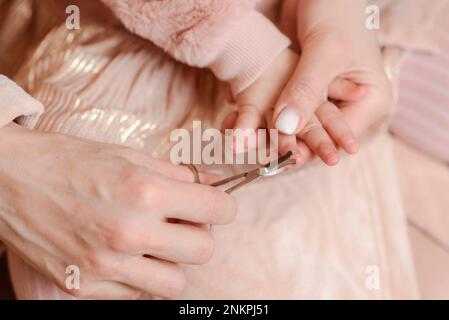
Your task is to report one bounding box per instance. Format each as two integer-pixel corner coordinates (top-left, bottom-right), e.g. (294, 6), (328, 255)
(315, 101), (359, 154)
(232, 104), (264, 152)
(294, 140), (314, 167)
(221, 111), (238, 131)
(328, 78), (366, 102)
(277, 134), (302, 163)
(265, 110), (302, 164)
(221, 110), (258, 154)
(298, 115), (340, 166)
(234, 104), (264, 131)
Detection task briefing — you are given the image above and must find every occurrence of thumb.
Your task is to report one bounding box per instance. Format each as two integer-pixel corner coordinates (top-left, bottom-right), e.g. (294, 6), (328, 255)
(273, 42), (341, 135)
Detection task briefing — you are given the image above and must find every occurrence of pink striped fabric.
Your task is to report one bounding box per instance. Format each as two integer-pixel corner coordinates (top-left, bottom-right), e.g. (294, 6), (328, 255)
(390, 37), (449, 164)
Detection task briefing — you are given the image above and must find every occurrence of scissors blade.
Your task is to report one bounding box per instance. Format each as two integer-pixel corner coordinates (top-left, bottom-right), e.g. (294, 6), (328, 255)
(209, 151), (295, 192)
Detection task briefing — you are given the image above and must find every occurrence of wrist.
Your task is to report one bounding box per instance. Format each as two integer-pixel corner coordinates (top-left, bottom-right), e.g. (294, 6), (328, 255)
(236, 49), (298, 109)
(209, 11), (291, 97)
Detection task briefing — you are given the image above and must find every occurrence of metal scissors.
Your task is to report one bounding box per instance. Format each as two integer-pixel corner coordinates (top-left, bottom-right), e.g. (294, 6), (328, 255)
(210, 151), (296, 193)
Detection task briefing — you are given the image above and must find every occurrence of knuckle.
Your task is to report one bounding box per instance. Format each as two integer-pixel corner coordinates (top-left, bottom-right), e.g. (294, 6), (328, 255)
(146, 234), (164, 252)
(127, 176), (161, 207)
(80, 246), (122, 278)
(194, 234), (215, 264)
(239, 103), (263, 119)
(163, 267), (186, 298)
(319, 108), (341, 127)
(288, 80), (321, 106)
(140, 231), (163, 253)
(103, 220), (141, 252)
(82, 250), (107, 275)
(203, 189), (237, 224)
(117, 165), (141, 190)
(301, 121), (321, 136)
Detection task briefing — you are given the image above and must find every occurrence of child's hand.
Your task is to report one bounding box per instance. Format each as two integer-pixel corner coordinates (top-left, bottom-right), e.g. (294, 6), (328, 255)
(223, 49), (364, 166)
(272, 0), (393, 159)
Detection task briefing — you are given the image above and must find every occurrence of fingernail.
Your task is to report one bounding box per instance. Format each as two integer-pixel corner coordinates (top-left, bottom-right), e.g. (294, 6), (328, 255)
(275, 107), (301, 135)
(345, 139), (359, 154)
(327, 153), (340, 166)
(319, 144), (339, 166)
(325, 150), (340, 166)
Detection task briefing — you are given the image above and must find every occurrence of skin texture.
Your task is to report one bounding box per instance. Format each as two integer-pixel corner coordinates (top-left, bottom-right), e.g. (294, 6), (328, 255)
(229, 0), (393, 167)
(0, 123), (237, 299)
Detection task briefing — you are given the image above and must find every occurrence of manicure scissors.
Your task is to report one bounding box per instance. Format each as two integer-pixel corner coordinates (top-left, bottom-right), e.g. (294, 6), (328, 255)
(210, 151), (296, 193)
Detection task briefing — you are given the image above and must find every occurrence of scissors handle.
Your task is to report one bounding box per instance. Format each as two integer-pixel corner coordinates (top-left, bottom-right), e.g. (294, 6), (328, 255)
(209, 172), (248, 188)
(218, 171), (261, 194)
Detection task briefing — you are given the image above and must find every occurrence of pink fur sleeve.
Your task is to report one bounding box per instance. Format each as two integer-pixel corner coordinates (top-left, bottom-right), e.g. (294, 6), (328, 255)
(0, 75), (43, 129)
(101, 0), (290, 95)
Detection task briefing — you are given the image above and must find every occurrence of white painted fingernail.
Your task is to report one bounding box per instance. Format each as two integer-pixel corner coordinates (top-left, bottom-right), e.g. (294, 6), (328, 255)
(275, 107), (300, 135)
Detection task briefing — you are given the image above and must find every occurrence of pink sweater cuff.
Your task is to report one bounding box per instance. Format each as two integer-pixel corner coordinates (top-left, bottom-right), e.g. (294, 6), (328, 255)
(0, 75), (43, 129)
(209, 11), (291, 96)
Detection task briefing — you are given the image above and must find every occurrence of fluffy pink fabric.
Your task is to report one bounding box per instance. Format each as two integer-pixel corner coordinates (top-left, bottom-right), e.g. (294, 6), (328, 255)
(373, 0), (449, 53)
(101, 0), (290, 95)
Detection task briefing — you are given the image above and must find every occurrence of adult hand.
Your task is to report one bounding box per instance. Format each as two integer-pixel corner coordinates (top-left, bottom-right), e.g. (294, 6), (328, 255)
(274, 0), (393, 162)
(0, 123), (237, 299)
